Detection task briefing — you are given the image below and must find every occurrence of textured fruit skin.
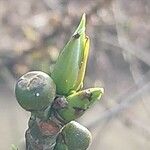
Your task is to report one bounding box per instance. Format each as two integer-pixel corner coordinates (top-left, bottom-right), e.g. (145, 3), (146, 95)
(51, 14), (89, 95)
(15, 71), (56, 111)
(54, 121), (92, 150)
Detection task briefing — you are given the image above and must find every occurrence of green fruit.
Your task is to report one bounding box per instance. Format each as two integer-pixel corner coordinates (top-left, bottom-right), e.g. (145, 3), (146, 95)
(54, 121), (92, 150)
(54, 143), (68, 150)
(15, 71), (56, 111)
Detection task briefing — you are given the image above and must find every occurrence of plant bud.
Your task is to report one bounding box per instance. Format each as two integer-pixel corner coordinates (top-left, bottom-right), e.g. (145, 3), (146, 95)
(55, 88), (104, 123)
(51, 14), (89, 95)
(54, 121), (92, 150)
(15, 71), (56, 111)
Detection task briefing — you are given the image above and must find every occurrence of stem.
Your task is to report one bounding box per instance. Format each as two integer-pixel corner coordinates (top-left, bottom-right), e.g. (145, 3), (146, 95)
(25, 115), (63, 150)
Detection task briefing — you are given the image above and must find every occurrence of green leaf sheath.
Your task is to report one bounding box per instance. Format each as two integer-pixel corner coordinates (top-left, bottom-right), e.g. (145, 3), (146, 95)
(55, 88), (104, 123)
(73, 37), (89, 92)
(54, 121), (92, 150)
(51, 14), (89, 95)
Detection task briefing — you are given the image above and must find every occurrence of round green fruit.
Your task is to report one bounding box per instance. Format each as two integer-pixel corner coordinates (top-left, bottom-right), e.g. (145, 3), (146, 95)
(55, 121), (92, 150)
(15, 71), (56, 111)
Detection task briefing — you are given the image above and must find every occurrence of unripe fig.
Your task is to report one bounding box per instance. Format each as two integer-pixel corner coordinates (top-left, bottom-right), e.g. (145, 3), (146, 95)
(15, 71), (56, 111)
(54, 121), (92, 150)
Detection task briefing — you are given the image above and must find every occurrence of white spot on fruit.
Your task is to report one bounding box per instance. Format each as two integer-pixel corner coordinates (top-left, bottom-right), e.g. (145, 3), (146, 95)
(36, 93), (40, 97)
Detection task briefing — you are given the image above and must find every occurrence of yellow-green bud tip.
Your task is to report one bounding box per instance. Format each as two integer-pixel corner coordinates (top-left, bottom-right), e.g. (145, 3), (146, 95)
(51, 14), (89, 95)
(74, 13), (86, 35)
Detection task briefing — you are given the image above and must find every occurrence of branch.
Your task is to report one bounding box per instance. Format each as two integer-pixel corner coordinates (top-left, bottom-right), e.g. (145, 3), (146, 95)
(88, 81), (150, 130)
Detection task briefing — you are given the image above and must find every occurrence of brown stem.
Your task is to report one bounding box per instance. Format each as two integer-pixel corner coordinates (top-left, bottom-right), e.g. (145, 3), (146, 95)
(25, 115), (63, 150)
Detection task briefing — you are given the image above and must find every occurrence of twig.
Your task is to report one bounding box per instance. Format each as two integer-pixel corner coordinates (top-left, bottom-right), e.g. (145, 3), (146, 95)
(87, 81), (150, 130)
(122, 115), (150, 139)
(100, 35), (150, 66)
(112, 1), (150, 66)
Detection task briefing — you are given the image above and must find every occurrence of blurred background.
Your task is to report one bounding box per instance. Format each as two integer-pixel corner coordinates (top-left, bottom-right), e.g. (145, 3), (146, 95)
(0, 0), (150, 149)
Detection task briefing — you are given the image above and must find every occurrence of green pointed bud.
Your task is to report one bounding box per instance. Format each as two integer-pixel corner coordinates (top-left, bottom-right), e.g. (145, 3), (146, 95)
(55, 88), (104, 123)
(51, 14), (89, 95)
(54, 121), (92, 150)
(15, 71), (56, 111)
